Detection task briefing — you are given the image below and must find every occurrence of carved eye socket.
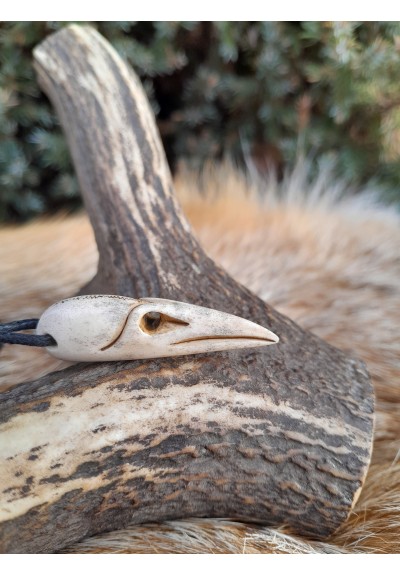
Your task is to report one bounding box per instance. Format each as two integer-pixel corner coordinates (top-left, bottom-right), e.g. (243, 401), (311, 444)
(140, 311), (189, 335)
(143, 311), (162, 331)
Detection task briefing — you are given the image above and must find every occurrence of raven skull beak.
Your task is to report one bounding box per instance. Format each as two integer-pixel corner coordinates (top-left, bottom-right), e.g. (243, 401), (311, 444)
(37, 295), (279, 362)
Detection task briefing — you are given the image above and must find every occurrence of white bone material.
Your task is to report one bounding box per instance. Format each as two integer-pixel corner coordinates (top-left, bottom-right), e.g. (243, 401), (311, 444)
(36, 295), (279, 362)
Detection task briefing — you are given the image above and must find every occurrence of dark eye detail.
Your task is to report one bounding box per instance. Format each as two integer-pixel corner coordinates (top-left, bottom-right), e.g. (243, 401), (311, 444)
(143, 312), (161, 331)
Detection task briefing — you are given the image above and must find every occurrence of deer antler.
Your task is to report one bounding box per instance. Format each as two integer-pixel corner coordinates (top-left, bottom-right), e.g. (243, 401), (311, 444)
(0, 25), (374, 553)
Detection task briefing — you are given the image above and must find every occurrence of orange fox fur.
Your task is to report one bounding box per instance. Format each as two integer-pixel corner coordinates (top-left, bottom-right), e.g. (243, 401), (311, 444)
(0, 164), (399, 553)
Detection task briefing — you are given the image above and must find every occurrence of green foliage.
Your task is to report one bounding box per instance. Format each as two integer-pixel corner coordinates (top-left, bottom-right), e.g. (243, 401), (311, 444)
(1, 21), (400, 221)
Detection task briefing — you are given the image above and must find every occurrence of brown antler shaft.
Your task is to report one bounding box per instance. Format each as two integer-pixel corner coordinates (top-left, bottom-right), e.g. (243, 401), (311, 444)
(0, 25), (373, 553)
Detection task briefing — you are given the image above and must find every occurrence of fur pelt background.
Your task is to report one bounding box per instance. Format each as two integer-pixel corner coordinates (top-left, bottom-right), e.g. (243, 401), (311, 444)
(1, 164), (399, 553)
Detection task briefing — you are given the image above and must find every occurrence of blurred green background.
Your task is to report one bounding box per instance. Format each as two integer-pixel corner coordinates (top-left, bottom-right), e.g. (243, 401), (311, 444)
(1, 21), (400, 222)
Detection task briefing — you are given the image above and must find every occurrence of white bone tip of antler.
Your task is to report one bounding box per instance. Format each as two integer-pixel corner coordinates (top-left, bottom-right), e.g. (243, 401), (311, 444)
(36, 295), (279, 362)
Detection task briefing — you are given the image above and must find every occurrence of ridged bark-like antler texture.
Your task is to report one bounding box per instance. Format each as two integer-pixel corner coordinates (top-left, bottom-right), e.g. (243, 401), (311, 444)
(0, 25), (374, 553)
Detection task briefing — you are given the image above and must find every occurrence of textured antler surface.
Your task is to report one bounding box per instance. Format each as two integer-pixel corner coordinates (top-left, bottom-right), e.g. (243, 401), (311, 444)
(0, 25), (374, 553)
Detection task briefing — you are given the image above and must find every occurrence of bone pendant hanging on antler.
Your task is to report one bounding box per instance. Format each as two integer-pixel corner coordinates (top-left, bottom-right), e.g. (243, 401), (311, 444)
(37, 295), (278, 361)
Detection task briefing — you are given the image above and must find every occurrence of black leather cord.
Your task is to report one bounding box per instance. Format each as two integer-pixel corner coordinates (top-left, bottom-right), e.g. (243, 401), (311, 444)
(0, 319), (56, 347)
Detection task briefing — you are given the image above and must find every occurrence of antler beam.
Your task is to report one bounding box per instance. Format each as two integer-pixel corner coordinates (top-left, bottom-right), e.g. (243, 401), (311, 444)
(0, 25), (374, 553)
